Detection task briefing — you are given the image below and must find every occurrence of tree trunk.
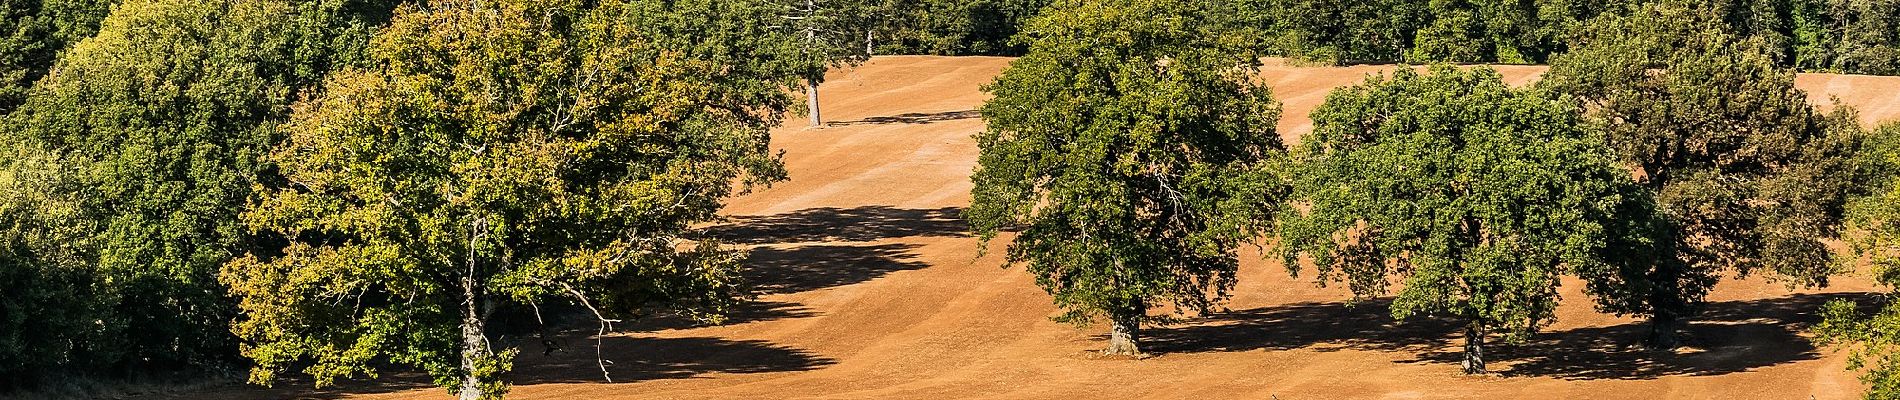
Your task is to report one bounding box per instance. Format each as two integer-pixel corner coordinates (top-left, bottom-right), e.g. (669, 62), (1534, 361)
(806, 79), (822, 128)
(864, 30), (874, 56)
(1104, 312), (1141, 356)
(1462, 322), (1486, 375)
(1646, 311), (1680, 350)
(1645, 263), (1684, 350)
(459, 218), (492, 400)
(458, 284), (490, 399)
(802, 0), (822, 129)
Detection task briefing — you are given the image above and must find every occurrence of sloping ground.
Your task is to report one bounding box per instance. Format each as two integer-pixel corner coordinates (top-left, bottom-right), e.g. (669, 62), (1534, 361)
(184, 56), (1900, 400)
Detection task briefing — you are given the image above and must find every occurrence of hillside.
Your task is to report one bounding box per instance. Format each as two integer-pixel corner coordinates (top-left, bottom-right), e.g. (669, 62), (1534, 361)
(176, 56), (1900, 400)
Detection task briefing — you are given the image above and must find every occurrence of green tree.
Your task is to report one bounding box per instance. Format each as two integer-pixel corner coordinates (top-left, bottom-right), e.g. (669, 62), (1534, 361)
(878, 0), (1053, 56)
(1819, 121), (1900, 400)
(967, 0), (1286, 356)
(1245, 0), (1629, 65)
(781, 0), (870, 127)
(1277, 65), (1641, 374)
(0, 0), (116, 113)
(1540, 1), (1865, 349)
(220, 0), (812, 397)
(0, 0), (395, 377)
(1791, 0), (1900, 75)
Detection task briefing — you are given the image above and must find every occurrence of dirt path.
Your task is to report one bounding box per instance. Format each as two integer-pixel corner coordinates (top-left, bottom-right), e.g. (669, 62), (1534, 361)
(182, 56), (1900, 400)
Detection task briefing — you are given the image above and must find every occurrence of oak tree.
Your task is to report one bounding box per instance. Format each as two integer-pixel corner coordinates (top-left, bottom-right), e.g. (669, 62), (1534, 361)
(967, 0), (1285, 356)
(1540, 1), (1866, 349)
(220, 0), (812, 398)
(1277, 65), (1641, 374)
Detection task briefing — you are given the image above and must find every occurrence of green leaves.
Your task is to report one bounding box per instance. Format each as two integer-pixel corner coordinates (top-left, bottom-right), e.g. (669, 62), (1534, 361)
(0, 0), (395, 379)
(223, 0), (810, 394)
(1541, 1), (1862, 336)
(1823, 122), (1900, 399)
(969, 0), (1285, 349)
(0, 0), (115, 113)
(1279, 65), (1639, 347)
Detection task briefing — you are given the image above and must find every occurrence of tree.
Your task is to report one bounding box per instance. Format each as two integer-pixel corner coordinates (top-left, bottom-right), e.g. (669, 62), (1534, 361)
(1276, 65), (1641, 374)
(219, 0), (812, 398)
(1790, 0), (1900, 75)
(0, 0), (116, 113)
(872, 0), (1053, 56)
(1244, 0), (1630, 65)
(781, 0), (876, 127)
(1540, 1), (1866, 349)
(1818, 121), (1900, 400)
(0, 0), (395, 378)
(967, 0), (1285, 356)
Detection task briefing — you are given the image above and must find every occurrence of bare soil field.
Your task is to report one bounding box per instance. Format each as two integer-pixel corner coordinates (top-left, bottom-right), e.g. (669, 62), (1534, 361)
(168, 56), (1900, 399)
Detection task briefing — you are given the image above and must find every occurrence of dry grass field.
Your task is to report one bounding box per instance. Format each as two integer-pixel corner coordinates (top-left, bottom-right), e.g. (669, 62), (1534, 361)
(163, 56), (1900, 400)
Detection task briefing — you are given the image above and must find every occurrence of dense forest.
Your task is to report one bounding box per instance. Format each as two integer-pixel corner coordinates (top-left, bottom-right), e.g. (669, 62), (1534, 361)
(3, 0), (1900, 399)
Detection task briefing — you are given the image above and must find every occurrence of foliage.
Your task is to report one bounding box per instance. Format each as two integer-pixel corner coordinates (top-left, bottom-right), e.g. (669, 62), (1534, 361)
(0, 0), (395, 381)
(780, 0), (875, 75)
(0, 0), (116, 113)
(219, 0), (812, 396)
(1240, 0), (1900, 75)
(1818, 122), (1900, 400)
(0, 139), (101, 387)
(1242, 0), (1629, 64)
(876, 0), (1053, 56)
(967, 0), (1285, 355)
(1277, 65), (1639, 373)
(1789, 0), (1900, 75)
(1540, 1), (1865, 347)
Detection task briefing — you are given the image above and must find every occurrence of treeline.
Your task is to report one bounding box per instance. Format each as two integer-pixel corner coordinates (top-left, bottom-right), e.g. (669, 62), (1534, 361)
(856, 0), (1900, 76)
(975, 1), (1900, 398)
(1241, 0), (1900, 75)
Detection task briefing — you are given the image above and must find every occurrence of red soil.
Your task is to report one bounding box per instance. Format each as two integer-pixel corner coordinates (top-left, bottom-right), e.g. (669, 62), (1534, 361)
(174, 56), (1900, 400)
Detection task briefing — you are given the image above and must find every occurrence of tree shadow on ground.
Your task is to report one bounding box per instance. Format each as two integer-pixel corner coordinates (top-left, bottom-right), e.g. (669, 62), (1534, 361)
(511, 333), (834, 384)
(825, 110), (980, 127)
(1149, 292), (1876, 380)
(705, 206), (969, 245)
(253, 333), (835, 399)
(744, 243), (929, 295)
(1470, 292), (1877, 380)
(613, 300), (819, 332)
(1145, 298), (1461, 354)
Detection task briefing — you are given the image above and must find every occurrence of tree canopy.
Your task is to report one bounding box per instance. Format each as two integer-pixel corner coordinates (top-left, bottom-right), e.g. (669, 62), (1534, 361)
(1539, 1), (1867, 348)
(0, 0), (395, 383)
(1277, 65), (1643, 374)
(1819, 121), (1900, 400)
(219, 0), (813, 397)
(0, 0), (116, 112)
(967, 0), (1285, 356)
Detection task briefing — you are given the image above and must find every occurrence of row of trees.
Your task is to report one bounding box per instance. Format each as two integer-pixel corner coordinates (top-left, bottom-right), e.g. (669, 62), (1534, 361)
(1242, 0), (1900, 75)
(0, 0), (842, 398)
(0, 0), (1047, 395)
(0, 0), (1895, 399)
(971, 0), (1883, 382)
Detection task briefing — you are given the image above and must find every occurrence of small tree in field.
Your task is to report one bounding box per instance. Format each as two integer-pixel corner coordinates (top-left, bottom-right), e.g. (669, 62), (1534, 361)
(781, 0), (877, 127)
(1540, 2), (1866, 349)
(967, 0), (1286, 356)
(220, 0), (811, 398)
(1277, 65), (1641, 374)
